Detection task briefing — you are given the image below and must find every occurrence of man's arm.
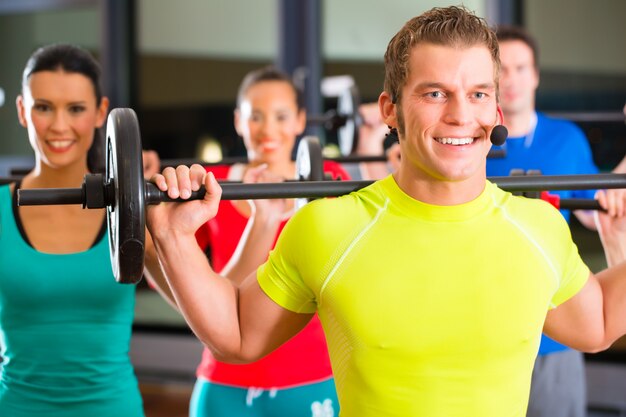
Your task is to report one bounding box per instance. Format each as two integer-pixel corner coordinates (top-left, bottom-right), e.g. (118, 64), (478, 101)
(144, 168), (287, 312)
(544, 202), (626, 351)
(146, 165), (312, 363)
(543, 265), (626, 353)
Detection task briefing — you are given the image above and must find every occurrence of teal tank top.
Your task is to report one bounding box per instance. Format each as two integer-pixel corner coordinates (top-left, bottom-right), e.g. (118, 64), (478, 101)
(0, 185), (144, 416)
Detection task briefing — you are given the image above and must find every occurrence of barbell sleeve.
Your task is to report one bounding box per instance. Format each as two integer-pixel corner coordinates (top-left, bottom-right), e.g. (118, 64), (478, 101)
(491, 173), (626, 191)
(0, 176), (27, 185)
(17, 187), (85, 206)
(559, 199), (602, 211)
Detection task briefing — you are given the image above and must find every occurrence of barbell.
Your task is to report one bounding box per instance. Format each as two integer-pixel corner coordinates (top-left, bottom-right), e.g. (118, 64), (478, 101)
(17, 108), (621, 285)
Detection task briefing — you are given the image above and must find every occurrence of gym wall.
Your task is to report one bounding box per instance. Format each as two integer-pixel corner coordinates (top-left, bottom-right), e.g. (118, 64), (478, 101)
(1, 0), (624, 161)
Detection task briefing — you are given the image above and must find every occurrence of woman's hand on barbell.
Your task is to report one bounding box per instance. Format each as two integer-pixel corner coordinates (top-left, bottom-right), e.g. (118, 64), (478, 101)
(243, 164), (290, 223)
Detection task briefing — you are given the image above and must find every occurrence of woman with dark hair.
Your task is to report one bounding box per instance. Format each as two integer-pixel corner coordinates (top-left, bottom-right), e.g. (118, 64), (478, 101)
(0, 43), (149, 416)
(145, 66), (346, 417)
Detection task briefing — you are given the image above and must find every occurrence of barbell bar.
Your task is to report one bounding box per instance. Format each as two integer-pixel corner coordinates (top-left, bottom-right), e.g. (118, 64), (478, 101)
(0, 176), (28, 185)
(545, 111), (625, 124)
(17, 176), (608, 206)
(17, 108), (618, 285)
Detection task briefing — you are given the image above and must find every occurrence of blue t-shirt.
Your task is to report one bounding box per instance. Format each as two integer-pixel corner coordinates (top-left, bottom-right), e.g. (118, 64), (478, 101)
(487, 112), (598, 355)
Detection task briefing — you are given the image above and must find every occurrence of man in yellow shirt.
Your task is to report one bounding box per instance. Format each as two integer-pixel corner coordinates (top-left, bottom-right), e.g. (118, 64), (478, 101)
(147, 6), (626, 417)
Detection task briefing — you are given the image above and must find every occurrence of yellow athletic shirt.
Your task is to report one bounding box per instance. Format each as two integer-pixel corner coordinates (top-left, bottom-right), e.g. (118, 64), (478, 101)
(258, 175), (589, 417)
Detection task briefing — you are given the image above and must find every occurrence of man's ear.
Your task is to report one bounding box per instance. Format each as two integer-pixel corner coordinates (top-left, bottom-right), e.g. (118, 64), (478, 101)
(497, 105), (504, 125)
(379, 91), (397, 128)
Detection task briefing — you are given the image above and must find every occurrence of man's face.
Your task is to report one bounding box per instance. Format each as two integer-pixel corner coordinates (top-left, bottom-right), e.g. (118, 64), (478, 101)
(498, 40), (539, 115)
(392, 43), (498, 184)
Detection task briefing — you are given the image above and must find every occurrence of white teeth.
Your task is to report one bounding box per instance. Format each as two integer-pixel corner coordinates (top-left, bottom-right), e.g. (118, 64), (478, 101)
(435, 137), (474, 145)
(48, 140), (74, 149)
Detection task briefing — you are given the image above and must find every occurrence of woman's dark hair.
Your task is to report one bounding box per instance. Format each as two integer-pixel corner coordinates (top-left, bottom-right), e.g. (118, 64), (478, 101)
(236, 66), (304, 111)
(22, 43), (106, 173)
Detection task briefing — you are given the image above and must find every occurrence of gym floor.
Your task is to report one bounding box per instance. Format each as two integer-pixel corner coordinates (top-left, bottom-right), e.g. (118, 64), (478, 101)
(141, 383), (192, 417)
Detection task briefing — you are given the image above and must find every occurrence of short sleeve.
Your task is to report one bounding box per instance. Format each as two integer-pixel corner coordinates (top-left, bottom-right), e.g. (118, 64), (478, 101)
(257, 207), (318, 314)
(258, 161), (352, 312)
(547, 211), (591, 308)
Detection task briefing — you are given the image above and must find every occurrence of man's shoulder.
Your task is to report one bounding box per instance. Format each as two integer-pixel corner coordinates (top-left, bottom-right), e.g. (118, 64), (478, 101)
(300, 178), (383, 217)
(290, 179), (387, 237)
(499, 189), (569, 228)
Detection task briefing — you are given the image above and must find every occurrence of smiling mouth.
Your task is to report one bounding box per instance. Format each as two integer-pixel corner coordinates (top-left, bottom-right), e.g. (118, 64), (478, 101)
(47, 140), (75, 150)
(260, 142), (279, 151)
(434, 137), (475, 146)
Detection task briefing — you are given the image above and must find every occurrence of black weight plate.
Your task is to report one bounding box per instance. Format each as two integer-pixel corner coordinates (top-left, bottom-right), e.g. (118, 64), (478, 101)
(106, 108), (146, 284)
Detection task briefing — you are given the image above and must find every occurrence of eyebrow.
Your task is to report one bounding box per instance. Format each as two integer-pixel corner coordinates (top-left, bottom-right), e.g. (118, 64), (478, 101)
(414, 82), (496, 91)
(33, 98), (88, 105)
(251, 107), (294, 114)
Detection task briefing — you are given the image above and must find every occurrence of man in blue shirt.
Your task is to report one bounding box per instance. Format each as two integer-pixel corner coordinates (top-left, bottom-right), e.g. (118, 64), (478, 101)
(486, 25), (596, 417)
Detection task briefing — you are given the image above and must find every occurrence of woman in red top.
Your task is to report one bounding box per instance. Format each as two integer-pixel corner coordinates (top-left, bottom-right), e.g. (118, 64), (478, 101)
(146, 67), (347, 417)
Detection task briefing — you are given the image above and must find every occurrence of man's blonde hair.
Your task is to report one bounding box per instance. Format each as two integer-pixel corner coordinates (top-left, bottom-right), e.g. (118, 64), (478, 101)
(384, 6), (500, 104)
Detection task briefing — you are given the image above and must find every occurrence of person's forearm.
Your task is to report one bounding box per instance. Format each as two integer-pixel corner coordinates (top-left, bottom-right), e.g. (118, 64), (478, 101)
(221, 211), (282, 285)
(602, 234), (626, 268)
(356, 120), (393, 180)
(596, 261), (626, 348)
(598, 218), (626, 268)
(153, 231), (246, 361)
(582, 209), (626, 350)
(573, 209), (597, 231)
(143, 231), (179, 310)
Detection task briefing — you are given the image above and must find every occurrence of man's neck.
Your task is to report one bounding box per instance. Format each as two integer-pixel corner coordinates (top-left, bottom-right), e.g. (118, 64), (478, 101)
(504, 108), (536, 137)
(393, 170), (486, 206)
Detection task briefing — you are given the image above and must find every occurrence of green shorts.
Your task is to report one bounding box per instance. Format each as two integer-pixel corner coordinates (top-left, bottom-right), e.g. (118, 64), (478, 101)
(189, 377), (338, 417)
